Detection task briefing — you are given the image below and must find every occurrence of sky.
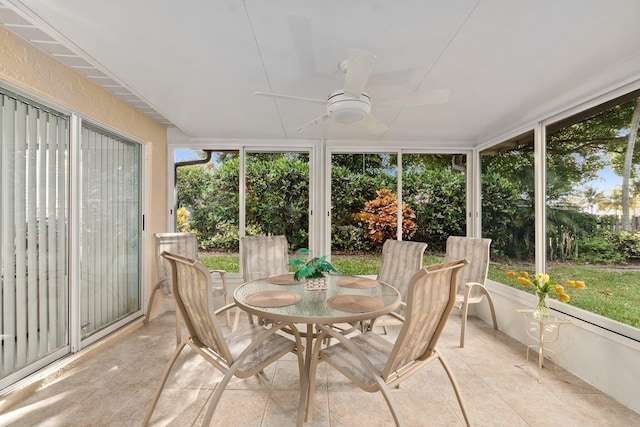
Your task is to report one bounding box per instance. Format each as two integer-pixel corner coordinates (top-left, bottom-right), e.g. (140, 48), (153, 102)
(582, 166), (621, 194)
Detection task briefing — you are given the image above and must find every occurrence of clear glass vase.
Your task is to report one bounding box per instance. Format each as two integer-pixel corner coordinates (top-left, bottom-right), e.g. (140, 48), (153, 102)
(533, 291), (549, 318)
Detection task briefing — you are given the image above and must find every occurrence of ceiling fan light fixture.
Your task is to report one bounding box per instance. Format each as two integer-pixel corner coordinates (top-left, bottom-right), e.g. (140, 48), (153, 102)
(331, 107), (368, 123)
(327, 91), (371, 124)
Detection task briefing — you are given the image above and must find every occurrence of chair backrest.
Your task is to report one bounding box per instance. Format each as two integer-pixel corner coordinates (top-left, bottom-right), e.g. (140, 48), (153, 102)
(240, 235), (289, 281)
(383, 259), (468, 379)
(377, 240), (428, 301)
(154, 232), (199, 295)
(444, 236), (491, 297)
(161, 251), (233, 361)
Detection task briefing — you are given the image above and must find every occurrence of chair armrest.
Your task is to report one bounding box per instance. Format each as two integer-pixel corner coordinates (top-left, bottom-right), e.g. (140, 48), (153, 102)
(464, 281), (485, 289)
(209, 269), (230, 301)
(155, 277), (172, 295)
(213, 302), (238, 316)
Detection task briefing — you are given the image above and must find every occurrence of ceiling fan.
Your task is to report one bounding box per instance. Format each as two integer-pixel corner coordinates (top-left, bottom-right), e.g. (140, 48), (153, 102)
(255, 49), (450, 134)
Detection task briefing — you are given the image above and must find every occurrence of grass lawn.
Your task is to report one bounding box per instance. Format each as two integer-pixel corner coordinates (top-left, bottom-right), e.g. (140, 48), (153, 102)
(200, 253), (640, 329)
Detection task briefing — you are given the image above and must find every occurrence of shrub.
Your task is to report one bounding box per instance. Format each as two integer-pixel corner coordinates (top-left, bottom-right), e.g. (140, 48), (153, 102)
(176, 207), (193, 233)
(577, 230), (640, 264)
(331, 225), (374, 252)
(578, 233), (625, 264)
(355, 189), (417, 245)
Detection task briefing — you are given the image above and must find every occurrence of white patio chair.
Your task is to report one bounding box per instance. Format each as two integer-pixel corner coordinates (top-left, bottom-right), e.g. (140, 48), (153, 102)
(142, 252), (303, 426)
(143, 232), (229, 343)
(307, 260), (471, 426)
(233, 235), (290, 329)
(241, 235), (290, 280)
(368, 239), (428, 333)
(444, 235), (498, 348)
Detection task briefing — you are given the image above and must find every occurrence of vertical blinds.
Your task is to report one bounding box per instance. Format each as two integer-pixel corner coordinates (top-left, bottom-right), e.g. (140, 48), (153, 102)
(79, 125), (141, 338)
(1, 88), (143, 387)
(1, 92), (69, 378)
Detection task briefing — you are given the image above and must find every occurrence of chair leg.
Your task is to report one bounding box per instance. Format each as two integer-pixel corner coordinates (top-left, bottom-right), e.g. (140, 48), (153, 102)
(437, 350), (471, 427)
(202, 323), (292, 425)
(484, 290), (499, 330)
(231, 308), (239, 331)
(376, 380), (402, 426)
(201, 370), (235, 425)
(142, 341), (187, 426)
(143, 283), (163, 324)
(459, 301), (469, 348)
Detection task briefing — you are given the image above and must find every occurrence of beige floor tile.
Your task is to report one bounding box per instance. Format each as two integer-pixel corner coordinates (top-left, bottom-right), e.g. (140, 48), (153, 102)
(1, 312), (639, 427)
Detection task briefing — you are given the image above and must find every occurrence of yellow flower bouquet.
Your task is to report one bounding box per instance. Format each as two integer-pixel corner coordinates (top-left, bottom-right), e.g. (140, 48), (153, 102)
(507, 271), (585, 317)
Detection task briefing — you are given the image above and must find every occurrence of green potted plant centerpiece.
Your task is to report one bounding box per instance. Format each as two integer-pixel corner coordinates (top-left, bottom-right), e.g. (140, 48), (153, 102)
(289, 248), (338, 290)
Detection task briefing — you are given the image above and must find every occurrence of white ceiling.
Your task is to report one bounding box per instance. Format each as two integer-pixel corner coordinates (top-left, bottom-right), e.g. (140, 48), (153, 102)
(2, 0), (640, 146)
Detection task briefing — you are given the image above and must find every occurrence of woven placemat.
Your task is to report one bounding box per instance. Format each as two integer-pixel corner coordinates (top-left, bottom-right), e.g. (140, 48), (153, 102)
(327, 295), (384, 313)
(245, 290), (301, 308)
(266, 274), (298, 285)
(336, 277), (378, 289)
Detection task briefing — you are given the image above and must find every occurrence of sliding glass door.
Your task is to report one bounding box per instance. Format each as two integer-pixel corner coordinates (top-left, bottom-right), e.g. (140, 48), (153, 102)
(1, 89), (143, 390)
(245, 151), (310, 252)
(1, 91), (69, 382)
(79, 124), (142, 340)
(173, 148), (311, 272)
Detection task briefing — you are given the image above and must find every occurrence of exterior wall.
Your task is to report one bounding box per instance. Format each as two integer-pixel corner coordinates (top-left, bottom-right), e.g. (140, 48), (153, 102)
(0, 26), (168, 320)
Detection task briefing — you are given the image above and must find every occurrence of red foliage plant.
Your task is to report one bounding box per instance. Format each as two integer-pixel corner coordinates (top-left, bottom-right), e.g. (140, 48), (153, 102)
(354, 189), (417, 245)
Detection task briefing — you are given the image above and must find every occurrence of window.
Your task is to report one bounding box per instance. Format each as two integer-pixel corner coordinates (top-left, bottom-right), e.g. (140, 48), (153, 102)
(545, 92), (640, 329)
(481, 131), (536, 282)
(481, 91), (640, 331)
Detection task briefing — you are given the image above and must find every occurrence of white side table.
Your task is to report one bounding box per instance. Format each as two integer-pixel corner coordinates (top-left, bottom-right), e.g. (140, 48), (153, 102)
(516, 309), (571, 382)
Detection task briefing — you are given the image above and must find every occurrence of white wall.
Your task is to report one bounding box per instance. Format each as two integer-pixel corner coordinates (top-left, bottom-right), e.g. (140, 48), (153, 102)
(473, 281), (640, 414)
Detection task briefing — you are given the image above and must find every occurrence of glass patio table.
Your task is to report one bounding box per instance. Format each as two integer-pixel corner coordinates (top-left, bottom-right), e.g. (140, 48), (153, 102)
(234, 273), (401, 426)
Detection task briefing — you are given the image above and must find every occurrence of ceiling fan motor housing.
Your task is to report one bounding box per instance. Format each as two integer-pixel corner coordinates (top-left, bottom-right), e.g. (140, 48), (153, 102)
(326, 90), (371, 123)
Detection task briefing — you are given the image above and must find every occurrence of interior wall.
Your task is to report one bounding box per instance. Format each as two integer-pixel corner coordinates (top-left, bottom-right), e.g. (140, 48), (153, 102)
(474, 282), (640, 415)
(0, 26), (168, 320)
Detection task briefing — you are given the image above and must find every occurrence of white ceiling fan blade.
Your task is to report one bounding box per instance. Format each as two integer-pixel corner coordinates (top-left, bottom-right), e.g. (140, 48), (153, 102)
(359, 114), (389, 134)
(296, 114), (330, 132)
(377, 88), (451, 108)
(255, 92), (327, 105)
(343, 49), (376, 97)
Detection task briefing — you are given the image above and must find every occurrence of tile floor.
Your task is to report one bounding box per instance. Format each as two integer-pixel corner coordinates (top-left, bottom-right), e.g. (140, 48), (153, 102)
(1, 312), (639, 427)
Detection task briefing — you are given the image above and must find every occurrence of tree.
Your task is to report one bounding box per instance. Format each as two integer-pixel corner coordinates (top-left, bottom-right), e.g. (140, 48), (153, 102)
(582, 186), (603, 214)
(621, 97), (640, 230)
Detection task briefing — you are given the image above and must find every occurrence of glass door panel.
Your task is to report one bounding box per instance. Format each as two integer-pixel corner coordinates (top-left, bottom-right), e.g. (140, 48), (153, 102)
(330, 153), (397, 275)
(401, 153), (466, 253)
(480, 131), (536, 285)
(79, 124), (141, 339)
(175, 150), (240, 273)
(0, 93), (69, 383)
(245, 152), (310, 252)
